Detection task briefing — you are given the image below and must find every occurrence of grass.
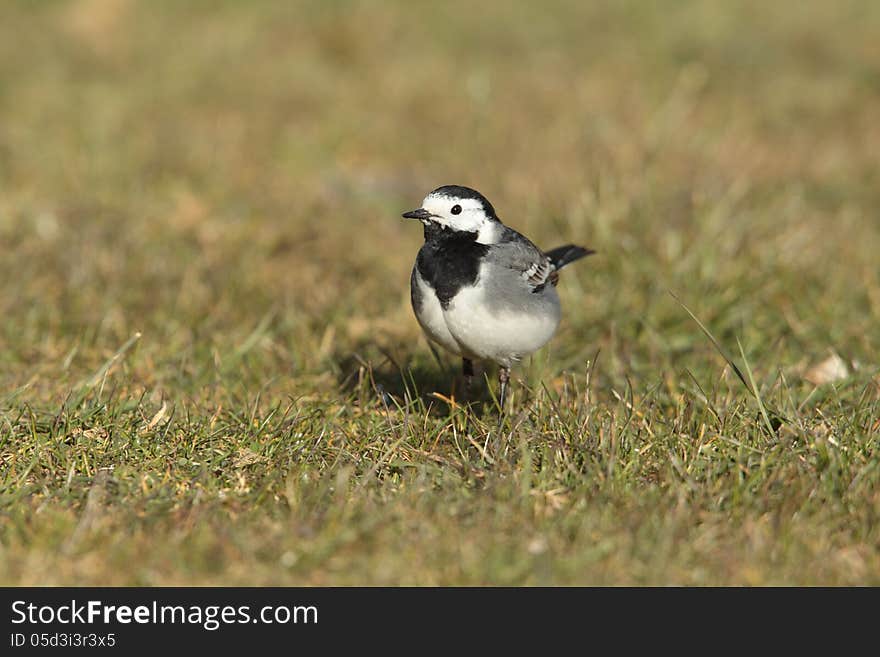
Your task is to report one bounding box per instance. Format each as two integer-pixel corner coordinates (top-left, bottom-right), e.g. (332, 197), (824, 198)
(1, 0), (879, 585)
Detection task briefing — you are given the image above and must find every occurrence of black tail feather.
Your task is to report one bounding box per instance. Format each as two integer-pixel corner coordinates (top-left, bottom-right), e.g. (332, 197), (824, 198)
(545, 244), (595, 270)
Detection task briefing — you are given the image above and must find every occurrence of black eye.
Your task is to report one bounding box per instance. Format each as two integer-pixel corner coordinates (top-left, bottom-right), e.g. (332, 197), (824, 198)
(451, 205), (462, 215)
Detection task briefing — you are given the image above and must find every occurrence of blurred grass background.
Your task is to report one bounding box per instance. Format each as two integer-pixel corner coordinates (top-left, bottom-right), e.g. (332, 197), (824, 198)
(1, 0), (879, 584)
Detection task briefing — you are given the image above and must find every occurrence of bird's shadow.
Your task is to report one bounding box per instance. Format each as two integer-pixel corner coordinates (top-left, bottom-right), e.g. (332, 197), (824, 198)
(333, 345), (497, 415)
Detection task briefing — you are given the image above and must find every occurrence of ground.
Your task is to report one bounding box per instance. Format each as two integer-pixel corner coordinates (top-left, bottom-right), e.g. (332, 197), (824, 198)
(1, 0), (879, 585)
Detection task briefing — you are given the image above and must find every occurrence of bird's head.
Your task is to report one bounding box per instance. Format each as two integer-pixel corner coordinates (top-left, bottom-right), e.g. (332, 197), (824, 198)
(403, 185), (502, 243)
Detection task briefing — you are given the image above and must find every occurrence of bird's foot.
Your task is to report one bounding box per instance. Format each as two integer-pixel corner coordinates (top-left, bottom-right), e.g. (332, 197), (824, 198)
(497, 366), (510, 421)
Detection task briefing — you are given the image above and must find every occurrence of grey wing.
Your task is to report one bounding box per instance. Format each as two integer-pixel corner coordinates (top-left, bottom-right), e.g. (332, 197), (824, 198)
(485, 227), (554, 291)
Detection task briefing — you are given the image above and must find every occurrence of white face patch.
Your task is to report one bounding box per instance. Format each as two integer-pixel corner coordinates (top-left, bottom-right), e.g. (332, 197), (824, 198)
(420, 193), (501, 244)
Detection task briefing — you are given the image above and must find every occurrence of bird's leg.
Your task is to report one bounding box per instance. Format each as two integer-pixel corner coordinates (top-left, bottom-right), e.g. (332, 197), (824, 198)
(462, 358), (474, 398)
(498, 366), (510, 412)
(457, 358), (476, 431)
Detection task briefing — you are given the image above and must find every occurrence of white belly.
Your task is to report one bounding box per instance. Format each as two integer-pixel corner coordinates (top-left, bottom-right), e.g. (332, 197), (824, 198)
(443, 284), (560, 367)
(411, 270), (462, 356)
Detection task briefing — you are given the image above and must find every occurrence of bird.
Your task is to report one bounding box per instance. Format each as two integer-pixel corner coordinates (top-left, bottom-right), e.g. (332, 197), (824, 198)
(403, 184), (594, 410)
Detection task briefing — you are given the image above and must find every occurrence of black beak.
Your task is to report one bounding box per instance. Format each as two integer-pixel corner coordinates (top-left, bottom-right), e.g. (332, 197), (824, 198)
(402, 208), (434, 220)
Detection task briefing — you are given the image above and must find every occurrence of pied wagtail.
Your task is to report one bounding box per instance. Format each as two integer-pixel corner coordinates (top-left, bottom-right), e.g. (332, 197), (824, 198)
(403, 185), (593, 409)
